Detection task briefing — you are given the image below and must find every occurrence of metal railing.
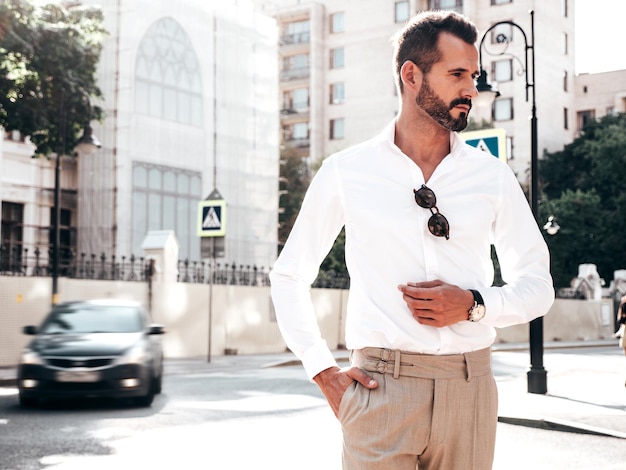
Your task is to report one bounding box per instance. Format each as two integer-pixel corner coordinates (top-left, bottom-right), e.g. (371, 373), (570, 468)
(0, 246), (153, 282)
(0, 245), (350, 289)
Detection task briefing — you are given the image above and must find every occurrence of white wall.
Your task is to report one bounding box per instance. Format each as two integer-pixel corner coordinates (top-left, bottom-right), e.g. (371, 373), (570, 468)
(0, 276), (616, 367)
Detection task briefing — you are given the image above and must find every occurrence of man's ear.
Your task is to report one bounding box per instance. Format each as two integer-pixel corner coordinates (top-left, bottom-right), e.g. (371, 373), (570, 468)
(400, 60), (422, 94)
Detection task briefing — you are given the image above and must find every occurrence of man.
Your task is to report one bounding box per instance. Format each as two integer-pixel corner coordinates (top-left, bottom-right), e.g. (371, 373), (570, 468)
(270, 10), (554, 470)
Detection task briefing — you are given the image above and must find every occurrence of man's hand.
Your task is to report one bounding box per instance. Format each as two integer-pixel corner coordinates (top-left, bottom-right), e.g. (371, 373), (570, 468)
(397, 279), (474, 327)
(313, 366), (378, 417)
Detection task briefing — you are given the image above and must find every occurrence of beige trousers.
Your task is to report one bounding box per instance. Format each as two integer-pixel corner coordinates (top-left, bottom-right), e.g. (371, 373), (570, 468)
(338, 347), (498, 470)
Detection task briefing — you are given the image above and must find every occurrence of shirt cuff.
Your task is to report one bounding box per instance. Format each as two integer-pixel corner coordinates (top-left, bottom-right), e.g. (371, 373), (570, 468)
(300, 341), (339, 381)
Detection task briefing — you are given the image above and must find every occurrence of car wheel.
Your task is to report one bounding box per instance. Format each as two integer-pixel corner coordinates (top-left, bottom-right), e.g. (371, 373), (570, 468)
(134, 381), (156, 407)
(153, 371), (162, 395)
(19, 393), (38, 408)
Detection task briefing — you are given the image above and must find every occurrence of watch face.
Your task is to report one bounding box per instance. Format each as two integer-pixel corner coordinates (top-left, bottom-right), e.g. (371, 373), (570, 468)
(470, 304), (486, 322)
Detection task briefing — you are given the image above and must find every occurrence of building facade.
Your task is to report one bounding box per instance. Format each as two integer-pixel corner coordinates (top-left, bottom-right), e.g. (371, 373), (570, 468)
(574, 69), (626, 131)
(0, 0), (281, 273)
(2, 0), (625, 277)
(255, 0), (578, 181)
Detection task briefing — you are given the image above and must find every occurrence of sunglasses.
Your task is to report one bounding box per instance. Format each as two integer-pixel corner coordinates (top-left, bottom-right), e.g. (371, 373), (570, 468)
(413, 184), (450, 240)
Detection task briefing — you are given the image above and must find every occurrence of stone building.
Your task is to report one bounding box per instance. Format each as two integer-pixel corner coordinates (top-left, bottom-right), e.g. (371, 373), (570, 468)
(0, 0), (280, 272)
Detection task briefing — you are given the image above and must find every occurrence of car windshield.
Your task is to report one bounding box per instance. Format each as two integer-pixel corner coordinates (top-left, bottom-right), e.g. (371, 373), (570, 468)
(40, 305), (144, 334)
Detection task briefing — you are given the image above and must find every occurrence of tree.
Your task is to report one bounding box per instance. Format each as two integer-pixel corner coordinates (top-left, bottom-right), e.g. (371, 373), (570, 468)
(0, 0), (106, 157)
(278, 143), (311, 250)
(277, 146), (348, 278)
(539, 113), (626, 287)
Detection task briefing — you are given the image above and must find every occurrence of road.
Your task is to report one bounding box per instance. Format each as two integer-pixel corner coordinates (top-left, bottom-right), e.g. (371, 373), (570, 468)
(0, 347), (624, 469)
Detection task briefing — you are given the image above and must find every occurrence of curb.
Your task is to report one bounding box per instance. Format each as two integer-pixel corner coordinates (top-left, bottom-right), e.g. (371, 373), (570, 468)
(498, 416), (626, 439)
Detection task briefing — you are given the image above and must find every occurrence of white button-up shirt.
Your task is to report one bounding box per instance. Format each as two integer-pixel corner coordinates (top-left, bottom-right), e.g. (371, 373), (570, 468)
(270, 120), (554, 380)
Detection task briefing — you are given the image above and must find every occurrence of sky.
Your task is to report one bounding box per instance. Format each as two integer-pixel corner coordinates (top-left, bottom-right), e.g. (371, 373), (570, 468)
(575, 0), (626, 74)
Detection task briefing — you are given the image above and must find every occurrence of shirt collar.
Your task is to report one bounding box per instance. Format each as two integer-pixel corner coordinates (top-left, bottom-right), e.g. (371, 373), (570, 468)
(378, 119), (464, 160)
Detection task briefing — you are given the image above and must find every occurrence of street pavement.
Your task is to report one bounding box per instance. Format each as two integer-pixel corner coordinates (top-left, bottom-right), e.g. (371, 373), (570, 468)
(2, 340), (625, 442)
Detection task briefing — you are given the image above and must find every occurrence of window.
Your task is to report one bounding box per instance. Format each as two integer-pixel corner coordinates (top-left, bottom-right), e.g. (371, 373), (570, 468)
(282, 20), (310, 44)
(492, 59), (512, 82)
(330, 118), (345, 140)
(562, 33), (568, 54)
(563, 107), (569, 130)
(395, 1), (410, 23)
(282, 53), (310, 80)
(331, 12), (345, 33)
(562, 0), (568, 17)
(330, 83), (345, 104)
(493, 98), (513, 121)
(491, 0), (512, 4)
(284, 122), (309, 147)
(506, 136), (514, 160)
(135, 17), (203, 126)
(49, 207), (74, 272)
(292, 88), (309, 110)
(292, 122), (309, 140)
(1, 202), (24, 272)
(492, 22), (513, 44)
(607, 106), (616, 116)
(330, 48), (345, 69)
(284, 54), (309, 71)
(429, 0), (463, 12)
(577, 110), (595, 131)
(283, 88), (309, 112)
(563, 70), (568, 92)
(132, 163), (202, 260)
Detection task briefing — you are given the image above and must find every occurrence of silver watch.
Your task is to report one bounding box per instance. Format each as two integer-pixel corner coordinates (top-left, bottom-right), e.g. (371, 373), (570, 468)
(468, 289), (486, 322)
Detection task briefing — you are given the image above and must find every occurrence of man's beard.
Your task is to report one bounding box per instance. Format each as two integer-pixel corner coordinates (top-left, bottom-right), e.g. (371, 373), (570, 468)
(416, 77), (471, 132)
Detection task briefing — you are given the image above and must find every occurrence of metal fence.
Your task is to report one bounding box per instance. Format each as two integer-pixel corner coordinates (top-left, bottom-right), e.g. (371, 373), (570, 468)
(0, 245), (350, 289)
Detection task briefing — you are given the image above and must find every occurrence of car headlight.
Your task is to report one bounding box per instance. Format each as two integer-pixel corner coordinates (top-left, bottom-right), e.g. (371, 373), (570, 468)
(117, 344), (147, 365)
(20, 349), (43, 366)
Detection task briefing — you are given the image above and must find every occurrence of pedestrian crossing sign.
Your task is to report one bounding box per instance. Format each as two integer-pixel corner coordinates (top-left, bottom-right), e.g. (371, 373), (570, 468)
(461, 128), (507, 162)
(197, 199), (226, 237)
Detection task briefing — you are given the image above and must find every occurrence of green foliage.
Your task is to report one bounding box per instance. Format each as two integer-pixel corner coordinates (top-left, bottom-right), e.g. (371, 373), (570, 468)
(278, 144), (311, 249)
(464, 117), (494, 131)
(0, 0), (107, 156)
(539, 113), (626, 287)
(278, 145), (348, 277)
(320, 227), (346, 275)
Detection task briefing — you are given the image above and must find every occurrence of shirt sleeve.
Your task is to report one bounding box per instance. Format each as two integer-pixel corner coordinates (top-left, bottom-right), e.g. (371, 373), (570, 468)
(480, 167), (555, 327)
(269, 158), (345, 380)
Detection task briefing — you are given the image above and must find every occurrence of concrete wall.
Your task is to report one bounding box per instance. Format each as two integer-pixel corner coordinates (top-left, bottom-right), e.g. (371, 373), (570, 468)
(0, 277), (616, 367)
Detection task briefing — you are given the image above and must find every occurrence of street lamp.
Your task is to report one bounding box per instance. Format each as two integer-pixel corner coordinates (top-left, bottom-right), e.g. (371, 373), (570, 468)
(476, 10), (547, 394)
(51, 110), (101, 305)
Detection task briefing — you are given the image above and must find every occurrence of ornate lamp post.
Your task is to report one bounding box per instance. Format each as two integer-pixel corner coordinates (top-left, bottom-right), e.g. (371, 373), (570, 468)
(476, 10), (548, 394)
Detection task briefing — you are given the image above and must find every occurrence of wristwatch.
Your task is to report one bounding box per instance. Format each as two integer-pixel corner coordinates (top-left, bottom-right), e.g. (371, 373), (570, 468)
(467, 289), (486, 322)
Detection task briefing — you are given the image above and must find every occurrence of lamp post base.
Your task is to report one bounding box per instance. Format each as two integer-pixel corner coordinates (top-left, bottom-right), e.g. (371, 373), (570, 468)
(527, 367), (547, 394)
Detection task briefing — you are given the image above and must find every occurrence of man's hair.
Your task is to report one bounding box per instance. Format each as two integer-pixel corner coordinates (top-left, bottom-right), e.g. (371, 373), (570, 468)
(393, 10), (478, 93)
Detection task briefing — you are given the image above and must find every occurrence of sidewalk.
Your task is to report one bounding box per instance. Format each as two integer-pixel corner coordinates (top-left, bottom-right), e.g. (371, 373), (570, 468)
(2, 340), (625, 439)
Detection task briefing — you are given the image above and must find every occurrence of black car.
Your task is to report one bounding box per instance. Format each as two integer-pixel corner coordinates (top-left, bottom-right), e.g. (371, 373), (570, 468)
(17, 299), (165, 407)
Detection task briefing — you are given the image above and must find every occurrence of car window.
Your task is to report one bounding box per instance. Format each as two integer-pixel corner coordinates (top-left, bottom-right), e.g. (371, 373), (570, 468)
(40, 306), (144, 334)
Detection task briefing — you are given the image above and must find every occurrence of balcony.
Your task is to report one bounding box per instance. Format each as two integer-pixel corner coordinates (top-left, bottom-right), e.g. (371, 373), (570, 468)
(284, 137), (310, 149)
(280, 67), (310, 81)
(279, 32), (310, 46)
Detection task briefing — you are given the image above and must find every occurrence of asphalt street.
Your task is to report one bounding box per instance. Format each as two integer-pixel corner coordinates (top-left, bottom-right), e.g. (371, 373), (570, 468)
(0, 342), (625, 469)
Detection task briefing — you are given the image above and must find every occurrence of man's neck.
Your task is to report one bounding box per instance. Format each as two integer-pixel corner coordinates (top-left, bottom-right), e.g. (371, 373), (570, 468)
(394, 111), (452, 182)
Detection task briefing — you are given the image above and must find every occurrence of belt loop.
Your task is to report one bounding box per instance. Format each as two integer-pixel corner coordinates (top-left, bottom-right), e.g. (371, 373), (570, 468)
(464, 352), (472, 382)
(393, 350), (401, 379)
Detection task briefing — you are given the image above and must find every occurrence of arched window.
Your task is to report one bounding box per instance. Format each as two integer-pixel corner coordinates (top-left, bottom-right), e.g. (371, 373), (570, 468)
(135, 17), (203, 126)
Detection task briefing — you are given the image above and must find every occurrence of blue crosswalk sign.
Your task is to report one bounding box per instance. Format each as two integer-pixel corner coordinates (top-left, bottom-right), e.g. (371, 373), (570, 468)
(197, 199), (226, 237)
(461, 128), (507, 162)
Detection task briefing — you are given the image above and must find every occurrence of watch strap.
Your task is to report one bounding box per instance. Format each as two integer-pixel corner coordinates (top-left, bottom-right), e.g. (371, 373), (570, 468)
(469, 289), (484, 306)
